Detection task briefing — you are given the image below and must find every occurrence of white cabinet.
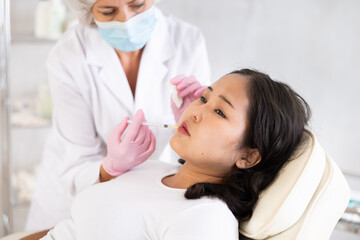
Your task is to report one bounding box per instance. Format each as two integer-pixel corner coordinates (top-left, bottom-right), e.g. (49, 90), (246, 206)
(0, 0), (67, 235)
(9, 35), (54, 234)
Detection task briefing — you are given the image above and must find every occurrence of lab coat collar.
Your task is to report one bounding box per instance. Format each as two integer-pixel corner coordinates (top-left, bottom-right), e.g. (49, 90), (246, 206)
(142, 7), (175, 65)
(84, 25), (114, 67)
(84, 8), (175, 114)
(134, 7), (175, 110)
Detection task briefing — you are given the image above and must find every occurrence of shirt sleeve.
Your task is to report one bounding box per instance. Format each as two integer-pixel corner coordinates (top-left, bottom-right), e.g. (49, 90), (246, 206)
(163, 203), (239, 240)
(41, 219), (77, 240)
(46, 43), (105, 197)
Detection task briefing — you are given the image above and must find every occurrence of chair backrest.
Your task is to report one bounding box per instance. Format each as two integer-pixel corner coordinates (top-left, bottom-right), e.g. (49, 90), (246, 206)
(239, 132), (350, 240)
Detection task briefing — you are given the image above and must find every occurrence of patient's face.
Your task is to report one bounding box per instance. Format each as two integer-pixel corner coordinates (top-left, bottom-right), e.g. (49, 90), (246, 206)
(170, 74), (250, 177)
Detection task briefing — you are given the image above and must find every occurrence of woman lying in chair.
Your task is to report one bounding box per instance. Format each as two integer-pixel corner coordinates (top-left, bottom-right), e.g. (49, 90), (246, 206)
(32, 69), (311, 240)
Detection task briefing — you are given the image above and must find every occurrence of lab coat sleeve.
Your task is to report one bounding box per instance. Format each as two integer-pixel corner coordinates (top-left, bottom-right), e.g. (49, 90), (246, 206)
(187, 31), (212, 86)
(163, 203), (239, 240)
(41, 218), (77, 240)
(47, 46), (104, 197)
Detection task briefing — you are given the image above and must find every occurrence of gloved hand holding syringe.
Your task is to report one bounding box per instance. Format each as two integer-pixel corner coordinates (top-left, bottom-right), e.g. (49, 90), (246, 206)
(102, 109), (158, 178)
(102, 109), (178, 180)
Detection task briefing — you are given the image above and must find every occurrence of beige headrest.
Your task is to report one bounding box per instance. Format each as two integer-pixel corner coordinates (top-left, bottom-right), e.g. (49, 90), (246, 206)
(239, 132), (326, 239)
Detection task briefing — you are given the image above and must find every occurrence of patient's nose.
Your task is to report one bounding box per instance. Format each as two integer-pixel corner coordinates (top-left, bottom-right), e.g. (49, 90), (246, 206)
(192, 112), (202, 123)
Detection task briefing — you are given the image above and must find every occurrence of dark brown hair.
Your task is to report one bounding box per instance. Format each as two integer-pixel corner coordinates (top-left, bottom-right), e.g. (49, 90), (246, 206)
(183, 69), (311, 238)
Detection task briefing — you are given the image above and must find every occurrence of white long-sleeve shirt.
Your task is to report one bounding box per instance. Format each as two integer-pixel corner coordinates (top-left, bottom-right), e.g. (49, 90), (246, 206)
(42, 160), (238, 240)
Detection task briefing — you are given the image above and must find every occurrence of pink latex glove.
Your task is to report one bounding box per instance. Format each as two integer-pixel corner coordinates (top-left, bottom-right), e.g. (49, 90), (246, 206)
(170, 75), (207, 123)
(102, 109), (156, 176)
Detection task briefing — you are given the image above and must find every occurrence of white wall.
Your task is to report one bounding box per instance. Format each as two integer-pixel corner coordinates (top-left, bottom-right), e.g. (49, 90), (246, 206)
(158, 0), (360, 176)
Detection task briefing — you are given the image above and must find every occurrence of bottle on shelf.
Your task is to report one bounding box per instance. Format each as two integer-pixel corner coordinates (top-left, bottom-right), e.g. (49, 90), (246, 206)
(34, 0), (66, 40)
(36, 82), (53, 119)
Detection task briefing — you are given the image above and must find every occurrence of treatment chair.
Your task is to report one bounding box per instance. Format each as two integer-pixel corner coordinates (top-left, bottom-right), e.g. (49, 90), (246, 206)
(0, 132), (350, 240)
(239, 131), (350, 239)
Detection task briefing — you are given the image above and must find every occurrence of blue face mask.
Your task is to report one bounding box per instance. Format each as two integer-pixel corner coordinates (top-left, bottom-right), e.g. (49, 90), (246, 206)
(95, 6), (157, 52)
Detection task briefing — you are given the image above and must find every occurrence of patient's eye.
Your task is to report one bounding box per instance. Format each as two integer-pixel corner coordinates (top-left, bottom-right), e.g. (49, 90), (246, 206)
(215, 109), (227, 119)
(200, 96), (207, 103)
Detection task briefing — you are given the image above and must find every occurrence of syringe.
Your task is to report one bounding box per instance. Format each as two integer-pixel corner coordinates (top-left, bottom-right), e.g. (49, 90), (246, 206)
(127, 120), (178, 129)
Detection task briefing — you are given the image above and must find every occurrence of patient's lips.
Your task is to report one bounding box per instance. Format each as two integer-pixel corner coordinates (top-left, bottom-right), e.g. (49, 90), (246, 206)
(178, 121), (190, 136)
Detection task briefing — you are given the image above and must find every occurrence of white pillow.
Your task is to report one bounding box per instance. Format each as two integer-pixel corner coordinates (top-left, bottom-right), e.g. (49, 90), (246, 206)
(239, 132), (326, 239)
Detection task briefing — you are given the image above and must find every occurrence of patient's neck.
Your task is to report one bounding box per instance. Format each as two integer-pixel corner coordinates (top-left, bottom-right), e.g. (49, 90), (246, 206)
(162, 162), (223, 189)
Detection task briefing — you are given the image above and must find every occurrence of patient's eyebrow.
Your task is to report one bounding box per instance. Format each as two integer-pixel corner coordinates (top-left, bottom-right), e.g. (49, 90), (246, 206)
(220, 95), (234, 109)
(208, 86), (234, 109)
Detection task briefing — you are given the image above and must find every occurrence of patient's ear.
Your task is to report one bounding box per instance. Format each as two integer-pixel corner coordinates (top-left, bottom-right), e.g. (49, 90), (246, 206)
(235, 148), (261, 169)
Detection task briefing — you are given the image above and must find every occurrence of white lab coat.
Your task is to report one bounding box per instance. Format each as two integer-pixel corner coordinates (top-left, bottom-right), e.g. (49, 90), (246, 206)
(26, 8), (211, 230)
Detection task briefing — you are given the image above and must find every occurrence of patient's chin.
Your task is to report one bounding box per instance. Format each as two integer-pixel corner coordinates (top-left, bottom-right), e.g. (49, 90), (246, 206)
(170, 135), (182, 156)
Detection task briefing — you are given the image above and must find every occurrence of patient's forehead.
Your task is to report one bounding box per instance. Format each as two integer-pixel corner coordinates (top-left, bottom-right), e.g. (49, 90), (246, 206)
(211, 73), (250, 113)
(212, 73), (248, 97)
(212, 73), (248, 90)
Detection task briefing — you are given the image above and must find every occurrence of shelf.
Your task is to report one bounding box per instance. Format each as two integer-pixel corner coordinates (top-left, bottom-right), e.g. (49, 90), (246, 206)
(11, 32), (57, 44)
(335, 189), (360, 235)
(12, 166), (39, 207)
(11, 111), (51, 128)
(336, 219), (360, 235)
(12, 201), (31, 209)
(11, 96), (52, 128)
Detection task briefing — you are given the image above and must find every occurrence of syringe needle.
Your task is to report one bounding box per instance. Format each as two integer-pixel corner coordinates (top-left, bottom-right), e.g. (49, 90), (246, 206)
(127, 120), (178, 129)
